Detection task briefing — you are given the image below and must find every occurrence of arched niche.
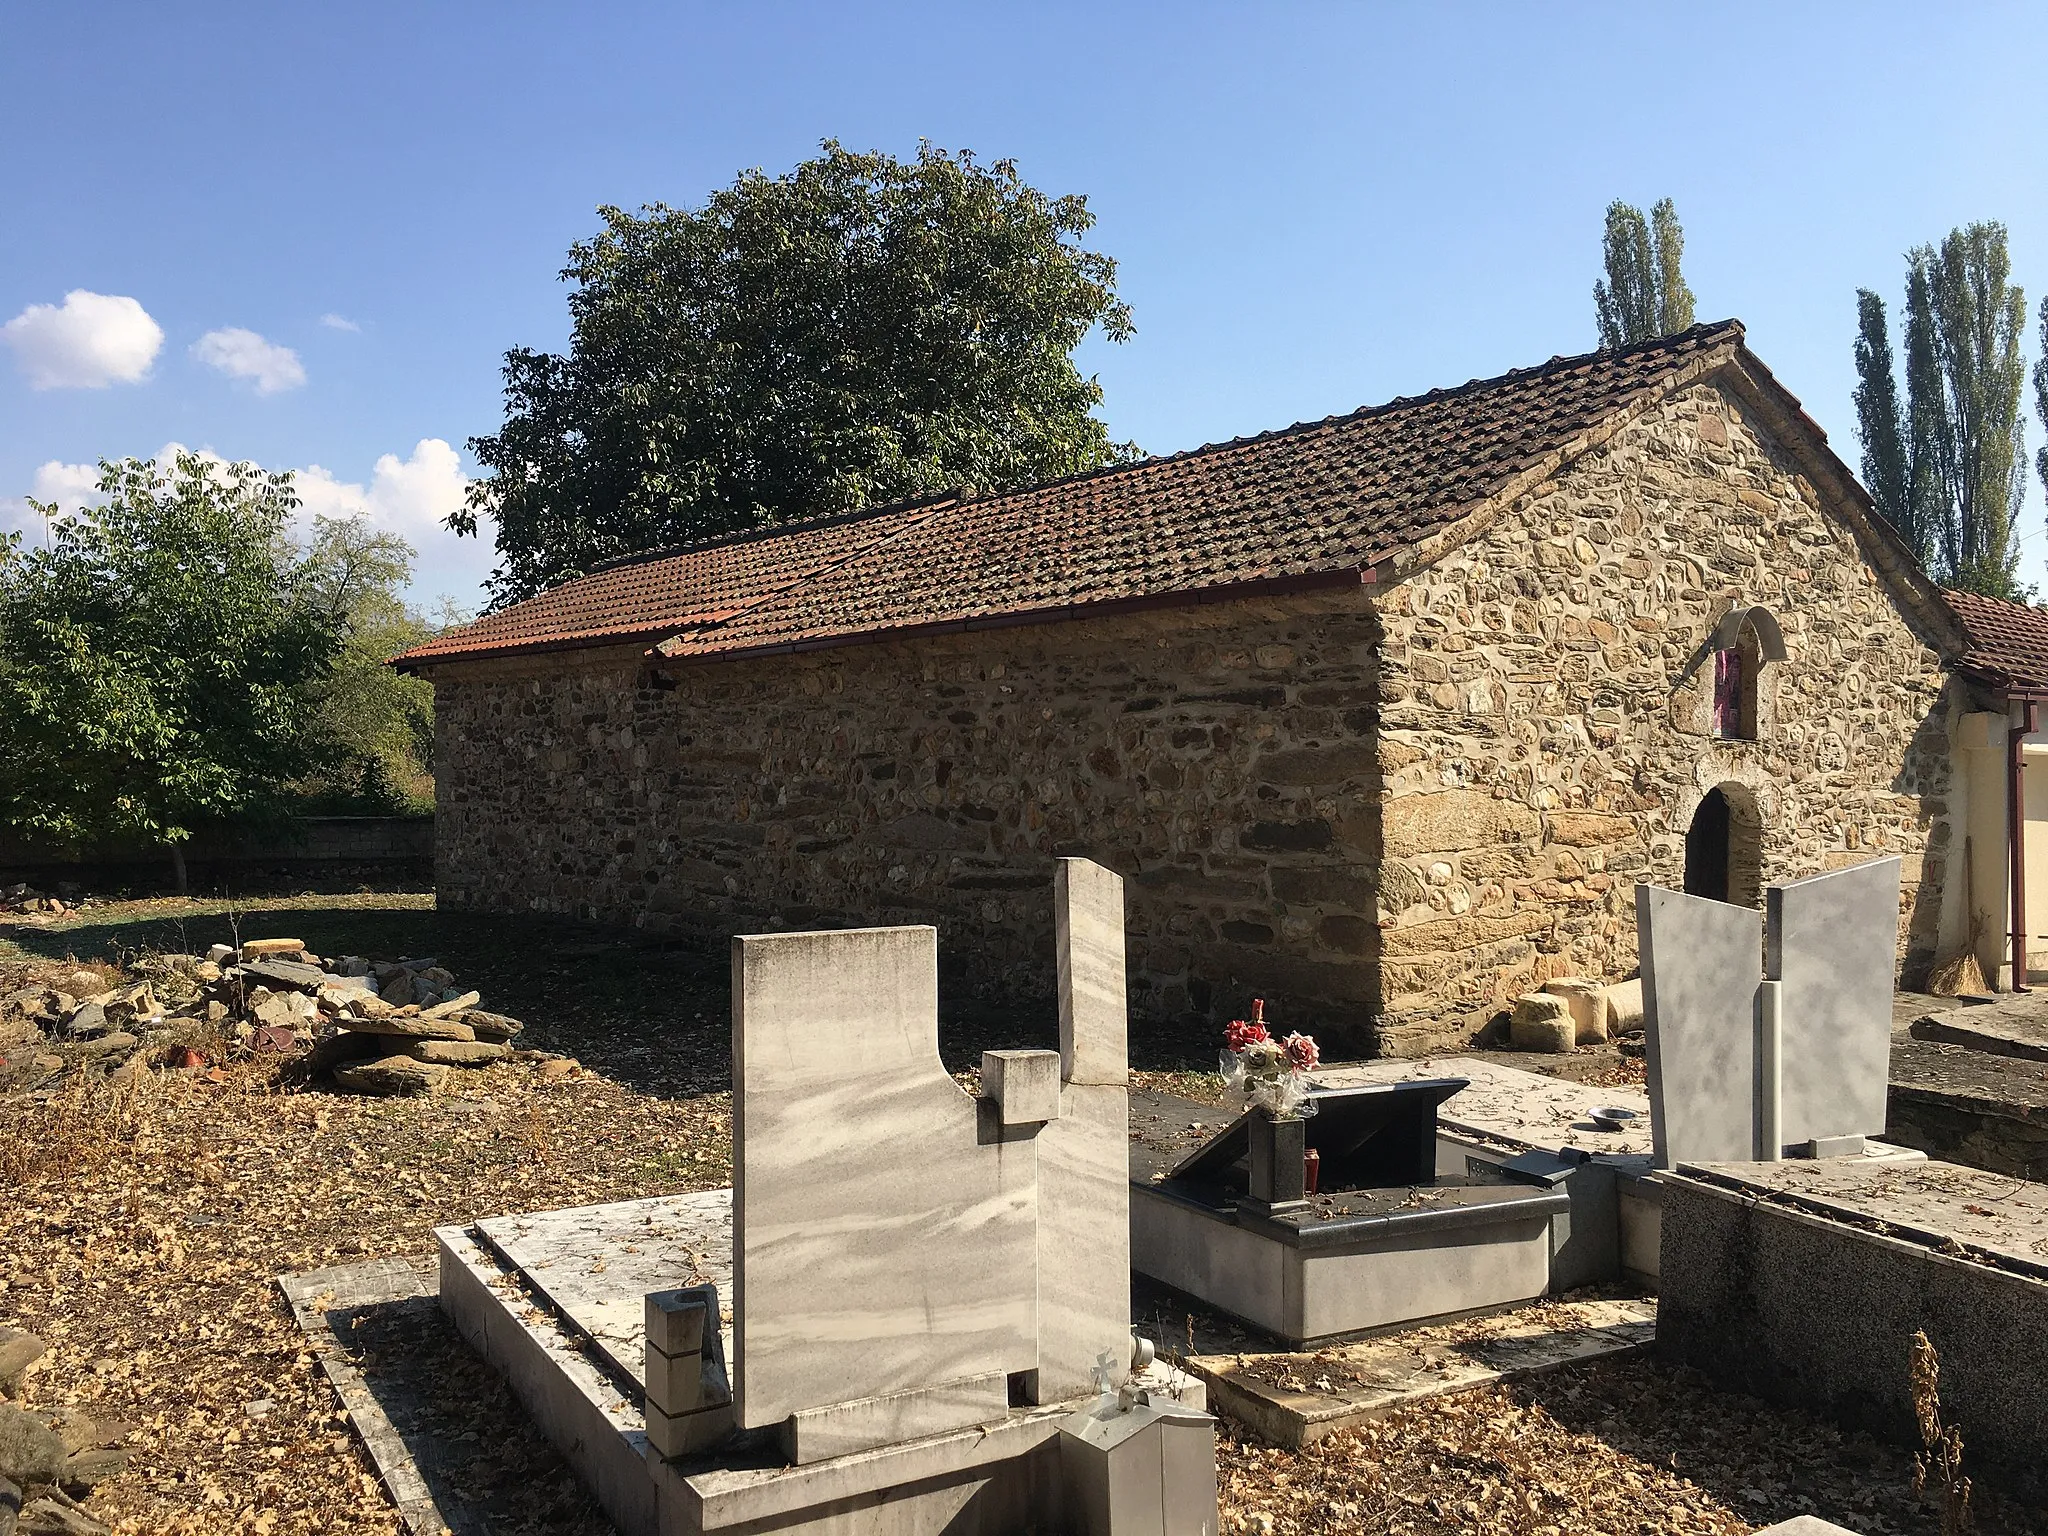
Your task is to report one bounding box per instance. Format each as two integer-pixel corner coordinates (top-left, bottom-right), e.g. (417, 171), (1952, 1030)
(1683, 781), (1765, 907)
(1708, 606), (1785, 741)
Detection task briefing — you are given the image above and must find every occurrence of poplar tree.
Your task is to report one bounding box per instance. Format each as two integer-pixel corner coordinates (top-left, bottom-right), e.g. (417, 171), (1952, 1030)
(1594, 198), (1696, 349)
(2035, 294), (2048, 509)
(1852, 222), (2029, 597)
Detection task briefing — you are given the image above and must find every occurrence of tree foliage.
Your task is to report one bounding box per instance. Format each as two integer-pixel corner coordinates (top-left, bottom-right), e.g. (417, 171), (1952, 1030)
(455, 140), (1137, 606)
(2034, 294), (2048, 510)
(0, 455), (342, 874)
(1594, 198), (1696, 349)
(296, 516), (442, 814)
(1853, 222), (2029, 596)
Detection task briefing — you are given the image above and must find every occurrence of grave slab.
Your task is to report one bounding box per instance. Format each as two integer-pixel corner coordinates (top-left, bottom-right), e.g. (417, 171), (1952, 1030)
(1769, 856), (1899, 1145)
(1185, 1297), (1656, 1448)
(1639, 883), (1764, 1166)
(1312, 1057), (1654, 1159)
(732, 925), (1037, 1430)
(1910, 993), (2048, 1063)
(475, 1191), (731, 1389)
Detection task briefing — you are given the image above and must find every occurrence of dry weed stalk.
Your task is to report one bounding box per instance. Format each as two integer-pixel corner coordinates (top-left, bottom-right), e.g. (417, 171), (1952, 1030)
(1910, 1328), (1972, 1534)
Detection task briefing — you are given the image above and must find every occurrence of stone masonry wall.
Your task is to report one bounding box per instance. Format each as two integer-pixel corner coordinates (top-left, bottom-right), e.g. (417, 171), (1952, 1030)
(1371, 378), (1955, 1052)
(430, 591), (1393, 1052)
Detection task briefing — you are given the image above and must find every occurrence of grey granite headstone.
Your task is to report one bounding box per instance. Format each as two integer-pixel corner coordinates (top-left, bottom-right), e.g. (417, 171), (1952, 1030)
(1637, 884), (1763, 1168)
(731, 925), (1037, 1431)
(1768, 856), (1899, 1148)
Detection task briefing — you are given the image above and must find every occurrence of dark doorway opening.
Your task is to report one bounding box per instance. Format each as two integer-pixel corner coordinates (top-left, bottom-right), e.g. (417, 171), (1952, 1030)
(1685, 788), (1732, 902)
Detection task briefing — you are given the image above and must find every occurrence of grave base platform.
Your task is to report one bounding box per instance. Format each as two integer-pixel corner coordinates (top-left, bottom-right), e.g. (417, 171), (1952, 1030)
(1130, 1084), (1570, 1346)
(437, 1192), (1201, 1536)
(1658, 1156), (2048, 1497)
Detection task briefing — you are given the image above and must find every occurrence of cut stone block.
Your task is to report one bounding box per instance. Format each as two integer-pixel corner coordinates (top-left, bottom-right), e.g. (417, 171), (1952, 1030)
(1057, 858), (1127, 1086)
(340, 1014), (477, 1042)
(645, 1398), (735, 1462)
(239, 938), (306, 957)
(1542, 976), (1610, 1043)
(1604, 977), (1645, 1035)
(1638, 884), (1764, 1167)
(332, 1056), (451, 1096)
(646, 1287), (713, 1366)
(1509, 993), (1575, 1052)
(407, 1039), (508, 1066)
(1059, 1397), (1218, 1536)
(1768, 857), (1899, 1147)
(780, 1373), (1009, 1465)
(982, 1049), (1061, 1127)
(731, 926), (1036, 1431)
(1805, 1134), (1866, 1159)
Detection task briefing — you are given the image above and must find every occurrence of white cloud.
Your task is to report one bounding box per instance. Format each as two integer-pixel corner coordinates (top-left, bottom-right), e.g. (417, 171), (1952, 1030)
(3, 440), (484, 606)
(1, 290), (164, 388)
(294, 439), (470, 544)
(193, 327), (306, 394)
(319, 313), (360, 332)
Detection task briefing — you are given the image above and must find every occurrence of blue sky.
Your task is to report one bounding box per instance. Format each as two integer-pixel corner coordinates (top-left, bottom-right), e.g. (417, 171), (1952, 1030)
(5, 2), (2046, 611)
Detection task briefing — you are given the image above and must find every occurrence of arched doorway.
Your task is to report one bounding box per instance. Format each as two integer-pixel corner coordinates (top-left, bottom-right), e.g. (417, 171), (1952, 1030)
(1684, 783), (1763, 906)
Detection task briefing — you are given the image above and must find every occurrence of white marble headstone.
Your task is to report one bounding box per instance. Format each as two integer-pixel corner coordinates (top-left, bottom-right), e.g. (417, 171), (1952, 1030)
(1768, 856), (1900, 1146)
(1638, 883), (1764, 1168)
(731, 926), (1037, 1429)
(1033, 858), (1132, 1402)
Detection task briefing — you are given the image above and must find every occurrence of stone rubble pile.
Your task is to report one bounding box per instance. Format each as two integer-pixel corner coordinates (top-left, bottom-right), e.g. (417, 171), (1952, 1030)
(0, 883), (86, 918)
(0, 1325), (126, 1535)
(1507, 975), (1646, 1054)
(2, 940), (536, 1096)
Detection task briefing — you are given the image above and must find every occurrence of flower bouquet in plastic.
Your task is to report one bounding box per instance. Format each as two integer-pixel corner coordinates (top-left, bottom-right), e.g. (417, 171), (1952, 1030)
(1220, 999), (1320, 1119)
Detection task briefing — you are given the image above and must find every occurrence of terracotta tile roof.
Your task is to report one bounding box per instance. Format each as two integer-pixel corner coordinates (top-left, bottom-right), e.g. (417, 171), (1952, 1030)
(1945, 588), (2048, 691)
(396, 321), (1746, 668)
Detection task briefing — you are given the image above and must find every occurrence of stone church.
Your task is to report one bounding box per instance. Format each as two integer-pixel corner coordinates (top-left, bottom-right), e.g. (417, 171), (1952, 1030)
(397, 322), (1966, 1054)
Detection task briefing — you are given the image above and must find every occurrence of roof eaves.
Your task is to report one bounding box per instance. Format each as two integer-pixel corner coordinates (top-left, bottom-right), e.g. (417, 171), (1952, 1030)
(643, 564), (1380, 668)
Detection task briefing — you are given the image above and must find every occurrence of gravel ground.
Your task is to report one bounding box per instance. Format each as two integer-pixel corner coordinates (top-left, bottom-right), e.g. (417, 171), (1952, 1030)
(2, 891), (2042, 1535)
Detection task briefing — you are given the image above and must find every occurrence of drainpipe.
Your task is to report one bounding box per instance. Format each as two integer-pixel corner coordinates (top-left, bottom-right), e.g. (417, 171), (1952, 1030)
(2010, 700), (2037, 993)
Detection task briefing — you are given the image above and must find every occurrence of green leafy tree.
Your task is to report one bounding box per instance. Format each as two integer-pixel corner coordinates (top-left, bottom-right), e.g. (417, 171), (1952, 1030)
(1854, 223), (2029, 595)
(452, 141), (1138, 606)
(1594, 198), (1696, 349)
(0, 454), (342, 890)
(295, 516), (443, 813)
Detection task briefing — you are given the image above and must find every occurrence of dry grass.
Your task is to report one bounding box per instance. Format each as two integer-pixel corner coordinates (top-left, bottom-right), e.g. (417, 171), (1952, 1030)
(4, 892), (2045, 1535)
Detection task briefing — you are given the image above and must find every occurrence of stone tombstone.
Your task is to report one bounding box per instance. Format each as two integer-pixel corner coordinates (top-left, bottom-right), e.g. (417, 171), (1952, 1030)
(1638, 884), (1765, 1168)
(1638, 856), (1900, 1168)
(731, 924), (1038, 1442)
(1768, 856), (1900, 1147)
(1033, 857), (1135, 1403)
(729, 857), (1134, 1460)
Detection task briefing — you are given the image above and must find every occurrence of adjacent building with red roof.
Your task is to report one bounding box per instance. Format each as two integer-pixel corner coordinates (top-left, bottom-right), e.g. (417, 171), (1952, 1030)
(397, 322), (1983, 1052)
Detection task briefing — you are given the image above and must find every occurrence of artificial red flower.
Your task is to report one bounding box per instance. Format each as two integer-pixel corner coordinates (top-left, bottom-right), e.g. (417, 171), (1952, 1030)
(1225, 1018), (1269, 1052)
(1282, 1032), (1320, 1072)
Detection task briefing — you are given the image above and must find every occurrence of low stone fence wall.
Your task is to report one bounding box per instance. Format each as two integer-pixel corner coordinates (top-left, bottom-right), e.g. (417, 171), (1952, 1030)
(0, 817), (434, 888)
